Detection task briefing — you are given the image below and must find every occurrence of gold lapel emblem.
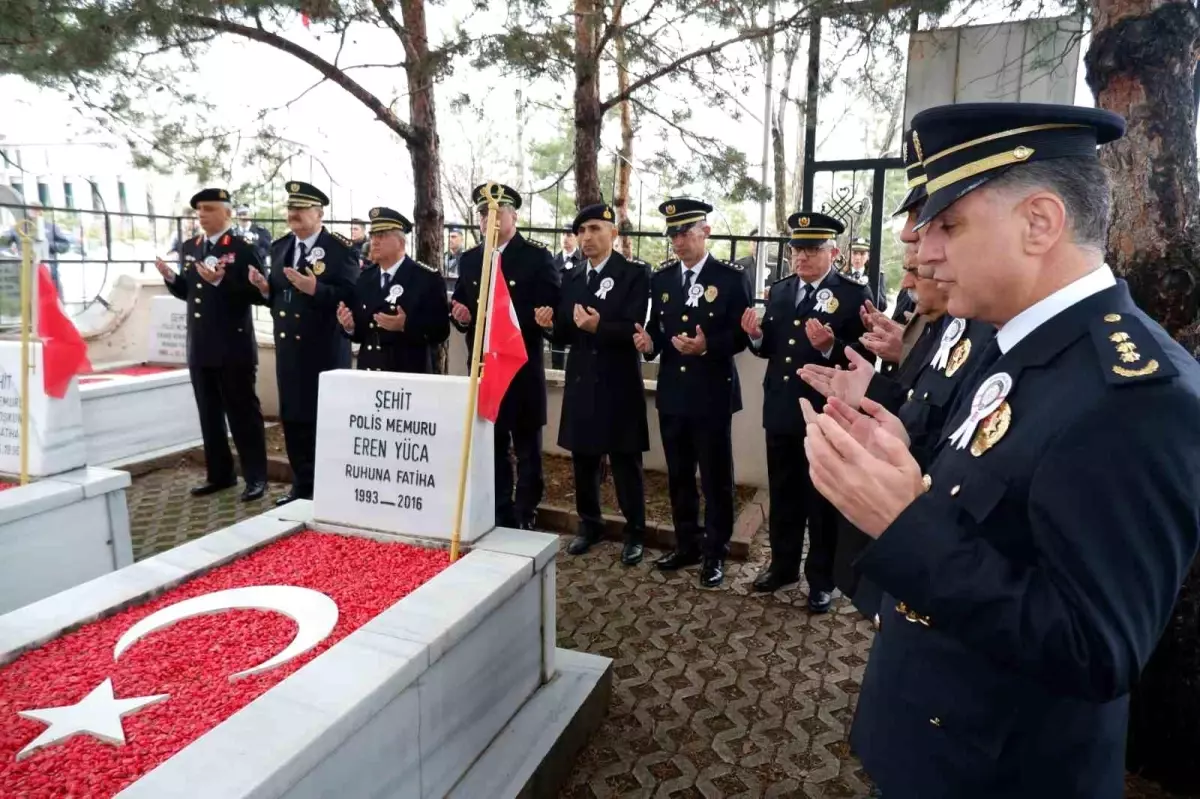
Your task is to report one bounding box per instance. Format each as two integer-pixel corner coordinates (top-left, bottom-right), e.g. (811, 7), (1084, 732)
(970, 400), (1011, 457)
(311, 260), (326, 276)
(1104, 313), (1121, 322)
(661, 292), (670, 303)
(945, 338), (972, 377)
(825, 296), (839, 313)
(704, 285), (718, 303)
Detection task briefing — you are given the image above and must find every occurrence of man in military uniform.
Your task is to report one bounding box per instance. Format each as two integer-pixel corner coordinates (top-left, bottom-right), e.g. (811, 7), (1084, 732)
(349, 218), (370, 267)
(739, 212), (871, 609)
(155, 188), (268, 502)
(450, 183), (561, 529)
(846, 237), (887, 313)
(235, 205), (271, 265)
(551, 230), (585, 370)
(336, 207), (449, 373)
(539, 202), (650, 565)
(248, 181), (357, 505)
(800, 150), (995, 621)
(633, 197), (750, 588)
(801, 103), (1200, 799)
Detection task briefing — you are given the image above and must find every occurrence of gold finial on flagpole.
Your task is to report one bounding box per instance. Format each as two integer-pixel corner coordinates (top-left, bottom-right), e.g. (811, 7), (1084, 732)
(449, 183), (504, 562)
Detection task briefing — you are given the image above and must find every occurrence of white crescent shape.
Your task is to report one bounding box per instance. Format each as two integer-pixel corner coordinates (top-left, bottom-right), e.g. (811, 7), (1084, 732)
(112, 586), (339, 680)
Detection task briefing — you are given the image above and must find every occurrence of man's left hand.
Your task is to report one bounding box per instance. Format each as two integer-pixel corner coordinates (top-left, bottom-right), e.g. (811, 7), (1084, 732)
(195, 261), (225, 285)
(671, 325), (707, 355)
(374, 307), (407, 332)
(801, 399), (924, 537)
(805, 318), (835, 352)
(573, 303), (600, 333)
(283, 266), (318, 296)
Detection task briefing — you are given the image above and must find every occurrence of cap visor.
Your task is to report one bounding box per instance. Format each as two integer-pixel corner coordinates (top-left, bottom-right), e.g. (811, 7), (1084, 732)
(914, 172), (999, 230)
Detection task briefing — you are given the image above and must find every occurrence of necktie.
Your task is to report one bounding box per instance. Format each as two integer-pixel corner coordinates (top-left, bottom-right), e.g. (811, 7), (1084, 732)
(382, 269), (389, 290)
(587, 268), (601, 294)
(683, 268), (695, 292)
(796, 283), (813, 311)
(297, 242), (308, 269)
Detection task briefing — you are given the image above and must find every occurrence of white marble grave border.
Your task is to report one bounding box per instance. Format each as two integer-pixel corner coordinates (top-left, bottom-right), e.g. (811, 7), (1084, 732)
(78, 365), (201, 466)
(0, 502), (562, 799)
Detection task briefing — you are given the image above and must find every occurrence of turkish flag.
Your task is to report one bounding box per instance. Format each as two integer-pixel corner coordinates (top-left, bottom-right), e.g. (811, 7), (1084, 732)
(36, 264), (90, 398)
(477, 251), (527, 423)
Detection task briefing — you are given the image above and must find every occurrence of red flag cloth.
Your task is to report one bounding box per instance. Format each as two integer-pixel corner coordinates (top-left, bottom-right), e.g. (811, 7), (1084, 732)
(477, 251), (528, 423)
(36, 263), (91, 398)
(301, 12), (311, 27)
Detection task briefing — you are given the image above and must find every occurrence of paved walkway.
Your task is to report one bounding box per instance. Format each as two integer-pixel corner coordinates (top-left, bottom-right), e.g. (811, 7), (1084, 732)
(125, 460), (1178, 799)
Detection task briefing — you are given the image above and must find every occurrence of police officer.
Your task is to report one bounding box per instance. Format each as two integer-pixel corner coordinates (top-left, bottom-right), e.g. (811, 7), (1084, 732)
(633, 197), (750, 588)
(155, 188), (268, 502)
(336, 207), (449, 373)
(234, 205), (271, 264)
(540, 202), (650, 565)
(247, 181), (357, 505)
(800, 145), (996, 621)
(450, 183), (561, 529)
(349, 218), (370, 267)
(739, 212), (870, 609)
(846, 237), (887, 313)
(801, 103), (1200, 799)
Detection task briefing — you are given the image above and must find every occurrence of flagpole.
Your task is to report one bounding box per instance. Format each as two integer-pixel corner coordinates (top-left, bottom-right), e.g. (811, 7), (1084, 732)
(449, 183), (503, 562)
(15, 220), (34, 486)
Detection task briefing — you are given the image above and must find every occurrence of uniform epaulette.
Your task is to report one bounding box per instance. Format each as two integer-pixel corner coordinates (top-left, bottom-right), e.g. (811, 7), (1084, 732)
(526, 238), (548, 249)
(332, 231), (353, 247)
(655, 259), (678, 272)
(1090, 313), (1179, 385)
(416, 259), (439, 274)
(718, 258), (744, 272)
(839, 270), (869, 286)
(193, 235), (203, 246)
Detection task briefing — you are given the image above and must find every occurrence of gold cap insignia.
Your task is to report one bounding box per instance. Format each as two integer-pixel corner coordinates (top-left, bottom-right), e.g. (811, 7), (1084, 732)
(288, 182), (299, 192)
(369, 208), (380, 219)
(218, 190), (228, 199)
(912, 131), (924, 162)
(665, 204), (676, 215)
(798, 217), (810, 227)
(1013, 145), (1034, 160)
(603, 208), (613, 220)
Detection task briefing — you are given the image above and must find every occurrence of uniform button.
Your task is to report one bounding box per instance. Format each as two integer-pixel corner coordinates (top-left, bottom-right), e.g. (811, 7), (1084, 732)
(793, 319), (800, 327)
(767, 316), (773, 321)
(279, 331), (285, 339)
(294, 313), (300, 318)
(195, 283), (202, 290)
(508, 280), (516, 286)
(785, 357), (792, 363)
(295, 335), (301, 340)
(194, 312), (201, 318)
(680, 366), (687, 372)
(195, 297), (201, 304)
(371, 322), (377, 329)
(930, 717), (942, 727)
(950, 485), (961, 496)
(922, 474), (932, 491)
(783, 375), (790, 382)
(709, 312), (714, 317)
(788, 339), (795, 345)
(279, 311), (286, 318)
(362, 304), (367, 309)
(682, 314), (689, 322)
(923, 391), (929, 399)
(907, 388), (914, 400)
(237, 328), (243, 333)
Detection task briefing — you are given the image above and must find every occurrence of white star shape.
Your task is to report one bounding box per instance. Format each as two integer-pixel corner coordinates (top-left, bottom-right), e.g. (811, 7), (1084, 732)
(15, 678), (169, 761)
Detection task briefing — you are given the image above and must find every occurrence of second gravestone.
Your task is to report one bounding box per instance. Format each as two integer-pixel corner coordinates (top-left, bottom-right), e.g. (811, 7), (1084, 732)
(146, 295), (188, 365)
(312, 370), (495, 543)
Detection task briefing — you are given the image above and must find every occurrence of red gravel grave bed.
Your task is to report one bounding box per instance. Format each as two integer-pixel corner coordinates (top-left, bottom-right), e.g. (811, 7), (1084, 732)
(0, 531), (449, 798)
(0, 483), (17, 493)
(79, 365), (183, 385)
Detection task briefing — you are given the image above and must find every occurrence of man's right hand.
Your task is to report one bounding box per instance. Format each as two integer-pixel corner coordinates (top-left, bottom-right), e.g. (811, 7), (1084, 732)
(740, 307), (762, 339)
(336, 301), (355, 334)
(798, 346), (877, 410)
(248, 267), (269, 295)
(534, 306), (554, 329)
(155, 257), (176, 283)
(451, 299), (472, 324)
(633, 323), (653, 354)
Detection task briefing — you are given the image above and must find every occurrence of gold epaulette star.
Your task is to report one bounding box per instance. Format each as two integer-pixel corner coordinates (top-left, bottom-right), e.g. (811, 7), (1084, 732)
(1090, 313), (1178, 384)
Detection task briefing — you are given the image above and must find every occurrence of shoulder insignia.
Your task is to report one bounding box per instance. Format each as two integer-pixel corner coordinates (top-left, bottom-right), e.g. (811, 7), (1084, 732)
(655, 259), (678, 272)
(416, 260), (439, 273)
(526, 238), (548, 249)
(194, 236), (203, 246)
(715, 257), (743, 272)
(841, 271), (869, 286)
(332, 231), (353, 247)
(1090, 314), (1179, 385)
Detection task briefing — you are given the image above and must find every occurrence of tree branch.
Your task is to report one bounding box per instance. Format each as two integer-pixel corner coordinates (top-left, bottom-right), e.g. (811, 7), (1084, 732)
(600, 8), (810, 112)
(180, 13), (419, 144)
(593, 0), (628, 59)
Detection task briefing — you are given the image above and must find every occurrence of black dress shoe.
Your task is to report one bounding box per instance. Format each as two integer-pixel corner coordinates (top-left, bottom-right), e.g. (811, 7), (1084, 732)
(621, 541), (644, 566)
(808, 589), (833, 614)
(655, 549), (702, 571)
(190, 480), (237, 497)
(700, 557), (725, 588)
(240, 481), (267, 502)
(567, 532), (600, 556)
(274, 492), (297, 507)
(752, 564), (800, 593)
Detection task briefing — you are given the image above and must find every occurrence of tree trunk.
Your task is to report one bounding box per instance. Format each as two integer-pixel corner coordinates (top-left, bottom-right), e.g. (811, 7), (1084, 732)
(773, 31), (800, 234)
(573, 0), (604, 207)
(614, 5), (634, 258)
(399, 0), (447, 373)
(1085, 0), (1200, 790)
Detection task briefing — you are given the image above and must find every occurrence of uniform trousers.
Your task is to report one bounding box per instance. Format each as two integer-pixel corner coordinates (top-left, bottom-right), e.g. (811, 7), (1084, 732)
(765, 431), (837, 592)
(659, 413), (735, 558)
(572, 451), (645, 540)
(495, 423), (543, 527)
(189, 364), (267, 485)
(282, 419), (317, 499)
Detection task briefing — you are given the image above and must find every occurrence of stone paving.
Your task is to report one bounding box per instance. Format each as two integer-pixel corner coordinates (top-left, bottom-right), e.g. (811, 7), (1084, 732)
(125, 460), (1180, 799)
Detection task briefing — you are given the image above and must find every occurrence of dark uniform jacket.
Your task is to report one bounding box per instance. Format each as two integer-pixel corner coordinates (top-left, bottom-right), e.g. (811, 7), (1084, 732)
(451, 232), (561, 430)
(235, 223), (271, 264)
(347, 256), (450, 374)
(751, 269), (871, 435)
(643, 255), (750, 418)
(851, 281), (1200, 798)
(865, 315), (996, 469)
(166, 229), (262, 369)
(552, 251), (650, 454)
(259, 228), (357, 422)
(881, 291), (918, 378)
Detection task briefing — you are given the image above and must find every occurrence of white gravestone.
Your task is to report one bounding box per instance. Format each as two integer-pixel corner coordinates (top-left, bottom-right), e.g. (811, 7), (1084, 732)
(146, 295), (188, 365)
(312, 370), (495, 543)
(0, 341), (86, 477)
